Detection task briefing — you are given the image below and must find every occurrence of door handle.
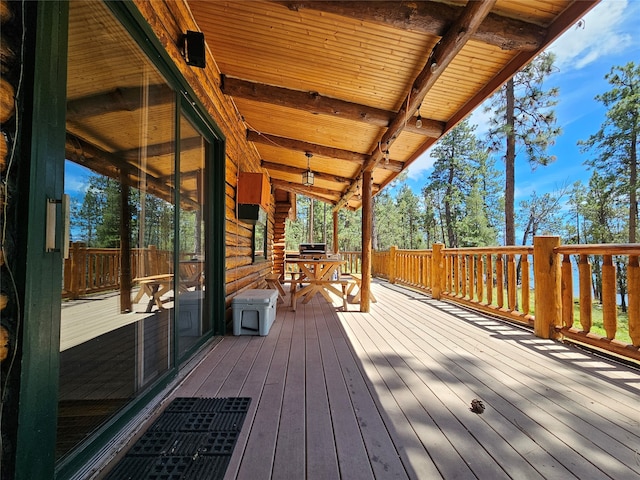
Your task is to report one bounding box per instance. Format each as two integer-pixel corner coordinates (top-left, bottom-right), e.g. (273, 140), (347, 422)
(45, 194), (70, 258)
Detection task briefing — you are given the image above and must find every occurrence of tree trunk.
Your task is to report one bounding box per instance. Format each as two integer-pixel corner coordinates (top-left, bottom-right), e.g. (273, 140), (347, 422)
(505, 78), (516, 246)
(629, 121), (637, 243)
(445, 166), (456, 247)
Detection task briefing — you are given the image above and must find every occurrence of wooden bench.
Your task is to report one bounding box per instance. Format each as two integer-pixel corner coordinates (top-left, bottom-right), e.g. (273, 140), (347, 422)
(290, 278), (349, 312)
(265, 273), (286, 303)
(132, 273), (174, 312)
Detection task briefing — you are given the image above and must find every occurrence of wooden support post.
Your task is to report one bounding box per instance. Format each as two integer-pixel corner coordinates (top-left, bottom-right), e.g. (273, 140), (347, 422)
(333, 210), (339, 254)
(389, 245), (397, 284)
(533, 236), (561, 339)
(432, 243), (443, 300)
(360, 171), (373, 312)
(120, 172), (132, 313)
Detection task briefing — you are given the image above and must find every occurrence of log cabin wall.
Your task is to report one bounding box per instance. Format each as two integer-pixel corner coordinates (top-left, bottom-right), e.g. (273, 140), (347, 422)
(132, 1), (279, 322)
(0, 1), (21, 476)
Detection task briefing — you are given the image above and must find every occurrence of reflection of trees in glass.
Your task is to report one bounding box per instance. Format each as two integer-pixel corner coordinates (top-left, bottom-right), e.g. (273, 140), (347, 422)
(71, 171), (174, 249)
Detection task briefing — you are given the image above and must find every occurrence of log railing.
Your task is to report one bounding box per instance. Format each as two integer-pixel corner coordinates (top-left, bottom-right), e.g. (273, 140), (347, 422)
(372, 238), (640, 362)
(63, 243), (173, 299)
(554, 243), (640, 360)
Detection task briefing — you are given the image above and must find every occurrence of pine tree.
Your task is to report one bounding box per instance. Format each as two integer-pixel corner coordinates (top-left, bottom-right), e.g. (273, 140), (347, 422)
(485, 52), (561, 245)
(578, 61), (639, 243)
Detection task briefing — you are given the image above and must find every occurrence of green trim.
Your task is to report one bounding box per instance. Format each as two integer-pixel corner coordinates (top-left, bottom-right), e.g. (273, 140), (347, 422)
(15, 1), (69, 479)
(209, 138), (227, 336)
(14, 1), (227, 479)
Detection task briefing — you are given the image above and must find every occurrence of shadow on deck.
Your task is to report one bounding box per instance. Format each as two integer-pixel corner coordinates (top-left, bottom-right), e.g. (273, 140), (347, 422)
(100, 279), (640, 479)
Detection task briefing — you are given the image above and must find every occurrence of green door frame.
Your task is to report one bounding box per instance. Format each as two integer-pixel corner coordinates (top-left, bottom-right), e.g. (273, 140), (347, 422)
(15, 1), (69, 478)
(14, 2), (226, 479)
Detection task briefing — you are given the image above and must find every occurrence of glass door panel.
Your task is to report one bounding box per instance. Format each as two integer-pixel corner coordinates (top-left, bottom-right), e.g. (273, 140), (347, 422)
(59, 1), (175, 460)
(177, 114), (209, 357)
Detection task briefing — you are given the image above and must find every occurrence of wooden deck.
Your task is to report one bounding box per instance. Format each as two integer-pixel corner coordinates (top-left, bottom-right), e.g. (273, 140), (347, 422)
(150, 280), (639, 479)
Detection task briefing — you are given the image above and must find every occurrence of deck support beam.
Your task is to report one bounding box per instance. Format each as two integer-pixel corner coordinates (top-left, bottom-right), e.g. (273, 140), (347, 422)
(360, 171), (373, 312)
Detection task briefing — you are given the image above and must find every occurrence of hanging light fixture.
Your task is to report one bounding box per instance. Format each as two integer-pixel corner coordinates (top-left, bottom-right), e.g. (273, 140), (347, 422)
(416, 103), (423, 129)
(302, 152), (314, 186)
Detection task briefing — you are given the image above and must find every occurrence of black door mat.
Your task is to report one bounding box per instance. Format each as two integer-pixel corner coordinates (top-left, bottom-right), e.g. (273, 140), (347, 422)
(104, 397), (251, 480)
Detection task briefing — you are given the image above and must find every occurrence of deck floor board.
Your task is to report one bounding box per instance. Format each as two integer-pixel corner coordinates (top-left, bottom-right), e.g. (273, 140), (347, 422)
(160, 280), (640, 480)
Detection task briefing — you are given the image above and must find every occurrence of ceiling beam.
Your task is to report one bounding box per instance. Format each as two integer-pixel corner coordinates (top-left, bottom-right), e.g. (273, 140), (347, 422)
(67, 84), (173, 120)
(222, 75), (444, 137)
(280, 1), (545, 51)
(247, 130), (403, 173)
(270, 179), (340, 205)
(264, 160), (383, 191)
(65, 134), (200, 209)
(335, 0), (496, 211)
(262, 161), (351, 185)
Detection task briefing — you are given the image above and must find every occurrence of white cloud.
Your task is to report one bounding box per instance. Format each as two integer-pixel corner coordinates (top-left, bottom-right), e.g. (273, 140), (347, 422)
(406, 146), (435, 179)
(549, 0), (634, 71)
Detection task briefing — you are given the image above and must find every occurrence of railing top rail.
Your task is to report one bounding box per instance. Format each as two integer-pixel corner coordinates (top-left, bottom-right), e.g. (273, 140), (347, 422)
(396, 249), (432, 254)
(556, 244), (640, 256)
(445, 245), (534, 255)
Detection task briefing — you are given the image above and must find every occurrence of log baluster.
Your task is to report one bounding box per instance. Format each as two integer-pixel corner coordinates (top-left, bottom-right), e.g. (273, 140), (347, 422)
(476, 254), (484, 304)
(460, 254), (469, 298)
(468, 255), (475, 301)
(486, 254), (493, 306)
(561, 253), (574, 328)
(579, 254), (592, 332)
(627, 255), (639, 346)
(454, 254), (460, 297)
(496, 254), (504, 309)
(521, 254), (531, 318)
(507, 254), (516, 311)
(602, 254), (617, 340)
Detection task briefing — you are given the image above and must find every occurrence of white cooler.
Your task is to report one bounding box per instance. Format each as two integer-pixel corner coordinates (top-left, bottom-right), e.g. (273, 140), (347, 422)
(232, 289), (278, 336)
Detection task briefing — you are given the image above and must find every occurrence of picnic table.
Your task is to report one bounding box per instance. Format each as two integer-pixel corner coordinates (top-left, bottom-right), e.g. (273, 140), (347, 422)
(286, 258), (349, 311)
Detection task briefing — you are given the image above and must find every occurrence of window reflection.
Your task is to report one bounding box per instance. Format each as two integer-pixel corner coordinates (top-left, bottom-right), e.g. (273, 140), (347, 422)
(58, 1), (175, 460)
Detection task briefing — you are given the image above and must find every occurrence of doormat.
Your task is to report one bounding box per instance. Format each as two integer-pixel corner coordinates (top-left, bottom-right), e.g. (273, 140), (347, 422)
(104, 397), (251, 480)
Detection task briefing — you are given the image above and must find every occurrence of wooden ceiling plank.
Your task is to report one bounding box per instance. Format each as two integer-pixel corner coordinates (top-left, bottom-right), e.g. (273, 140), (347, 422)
(279, 1), (545, 51)
(335, 0), (497, 211)
(222, 75), (444, 138)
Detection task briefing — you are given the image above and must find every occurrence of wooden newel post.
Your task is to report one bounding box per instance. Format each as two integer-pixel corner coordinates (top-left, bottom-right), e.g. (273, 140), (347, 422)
(360, 171), (373, 313)
(533, 236), (561, 339)
(432, 243), (444, 300)
(389, 246), (397, 284)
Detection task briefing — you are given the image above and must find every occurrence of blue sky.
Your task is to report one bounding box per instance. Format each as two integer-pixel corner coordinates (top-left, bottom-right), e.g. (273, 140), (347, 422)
(406, 0), (640, 203)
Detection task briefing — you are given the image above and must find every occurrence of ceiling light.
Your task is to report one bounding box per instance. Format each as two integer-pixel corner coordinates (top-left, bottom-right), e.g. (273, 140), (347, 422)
(302, 152), (314, 186)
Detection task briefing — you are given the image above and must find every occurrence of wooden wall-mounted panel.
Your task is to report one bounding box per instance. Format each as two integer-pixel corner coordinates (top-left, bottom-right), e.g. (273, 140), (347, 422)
(238, 172), (271, 209)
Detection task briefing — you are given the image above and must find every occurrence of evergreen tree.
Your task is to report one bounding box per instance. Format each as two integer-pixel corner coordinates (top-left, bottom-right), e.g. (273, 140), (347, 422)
(395, 185), (423, 249)
(578, 61), (639, 243)
(424, 120), (494, 247)
(485, 52), (561, 245)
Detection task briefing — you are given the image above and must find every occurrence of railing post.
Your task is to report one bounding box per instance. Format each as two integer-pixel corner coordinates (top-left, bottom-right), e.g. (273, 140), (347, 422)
(432, 243), (444, 300)
(533, 236), (561, 339)
(629, 255), (639, 346)
(389, 246), (397, 284)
